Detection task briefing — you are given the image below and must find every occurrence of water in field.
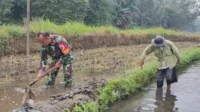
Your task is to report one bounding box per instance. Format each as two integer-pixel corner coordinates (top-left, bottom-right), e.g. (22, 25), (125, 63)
(111, 61), (200, 112)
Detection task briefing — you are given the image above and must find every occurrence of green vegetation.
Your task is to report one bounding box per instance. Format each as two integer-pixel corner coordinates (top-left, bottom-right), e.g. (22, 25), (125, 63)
(0, 0), (199, 30)
(84, 0), (113, 26)
(0, 19), (199, 38)
(70, 47), (200, 112)
(73, 102), (99, 112)
(0, 0), (13, 24)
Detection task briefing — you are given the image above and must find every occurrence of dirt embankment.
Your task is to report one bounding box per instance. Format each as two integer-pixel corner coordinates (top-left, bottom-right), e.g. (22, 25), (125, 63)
(0, 34), (200, 56)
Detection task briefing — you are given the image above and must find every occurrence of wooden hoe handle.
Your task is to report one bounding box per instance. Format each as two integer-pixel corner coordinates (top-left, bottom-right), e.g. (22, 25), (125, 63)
(29, 67), (57, 87)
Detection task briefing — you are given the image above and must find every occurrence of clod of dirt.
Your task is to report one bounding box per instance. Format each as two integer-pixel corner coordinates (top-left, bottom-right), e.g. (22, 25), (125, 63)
(10, 72), (19, 77)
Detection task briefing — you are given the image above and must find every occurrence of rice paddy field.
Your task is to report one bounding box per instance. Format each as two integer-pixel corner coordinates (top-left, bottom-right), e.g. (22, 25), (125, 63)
(0, 42), (198, 79)
(0, 20), (200, 111)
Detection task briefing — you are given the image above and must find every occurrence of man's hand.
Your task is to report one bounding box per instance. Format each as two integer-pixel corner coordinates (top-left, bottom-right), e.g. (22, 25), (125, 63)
(139, 60), (144, 67)
(37, 70), (45, 80)
(55, 60), (62, 68)
(177, 59), (181, 65)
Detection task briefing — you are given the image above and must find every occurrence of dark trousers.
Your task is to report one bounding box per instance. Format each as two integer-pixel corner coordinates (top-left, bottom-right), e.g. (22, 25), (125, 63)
(157, 67), (177, 88)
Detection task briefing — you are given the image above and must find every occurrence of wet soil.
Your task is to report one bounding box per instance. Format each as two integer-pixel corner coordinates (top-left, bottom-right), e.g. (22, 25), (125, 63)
(12, 79), (107, 112)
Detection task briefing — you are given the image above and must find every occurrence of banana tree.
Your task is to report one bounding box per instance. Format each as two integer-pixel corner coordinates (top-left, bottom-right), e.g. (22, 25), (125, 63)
(112, 0), (138, 29)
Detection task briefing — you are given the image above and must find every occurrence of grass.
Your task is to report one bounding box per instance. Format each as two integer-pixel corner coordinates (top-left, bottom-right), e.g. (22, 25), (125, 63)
(70, 47), (200, 112)
(0, 28), (8, 39)
(0, 19), (199, 38)
(28, 19), (200, 37)
(3, 24), (25, 38)
(73, 102), (99, 112)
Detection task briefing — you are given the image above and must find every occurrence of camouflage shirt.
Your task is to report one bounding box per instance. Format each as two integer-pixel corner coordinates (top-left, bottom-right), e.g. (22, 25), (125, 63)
(40, 35), (74, 70)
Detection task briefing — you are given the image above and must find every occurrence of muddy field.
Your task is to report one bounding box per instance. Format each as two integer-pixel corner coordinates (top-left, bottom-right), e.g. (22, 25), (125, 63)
(0, 42), (199, 111)
(0, 42), (197, 78)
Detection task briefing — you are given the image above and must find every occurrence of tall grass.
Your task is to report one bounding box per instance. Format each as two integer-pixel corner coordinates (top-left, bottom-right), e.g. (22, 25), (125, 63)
(70, 47), (200, 112)
(29, 19), (198, 36)
(3, 24), (25, 38)
(30, 19), (119, 36)
(0, 19), (199, 38)
(0, 27), (8, 39)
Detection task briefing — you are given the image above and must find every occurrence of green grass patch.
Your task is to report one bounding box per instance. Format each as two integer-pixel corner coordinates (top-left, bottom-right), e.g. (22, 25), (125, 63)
(0, 27), (9, 39)
(3, 24), (25, 38)
(30, 19), (119, 36)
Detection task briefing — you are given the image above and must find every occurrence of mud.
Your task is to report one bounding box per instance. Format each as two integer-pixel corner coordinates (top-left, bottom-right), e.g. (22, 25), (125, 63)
(13, 79), (107, 112)
(36, 79), (107, 111)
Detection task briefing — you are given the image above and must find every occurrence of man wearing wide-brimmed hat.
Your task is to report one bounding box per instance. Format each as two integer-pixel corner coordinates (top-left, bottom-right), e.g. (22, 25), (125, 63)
(139, 35), (181, 90)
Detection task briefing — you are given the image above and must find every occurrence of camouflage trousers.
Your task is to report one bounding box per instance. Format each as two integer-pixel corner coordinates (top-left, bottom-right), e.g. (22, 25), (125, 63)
(45, 58), (73, 87)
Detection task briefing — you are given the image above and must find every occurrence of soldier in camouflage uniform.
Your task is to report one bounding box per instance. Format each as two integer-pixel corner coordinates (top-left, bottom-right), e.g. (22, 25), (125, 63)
(36, 32), (74, 88)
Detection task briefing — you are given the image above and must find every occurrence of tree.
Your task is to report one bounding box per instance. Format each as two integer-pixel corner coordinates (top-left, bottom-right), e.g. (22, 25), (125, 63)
(112, 0), (138, 29)
(31, 0), (89, 24)
(1, 0), (200, 31)
(10, 0), (26, 24)
(84, 0), (114, 26)
(162, 0), (200, 29)
(130, 0), (200, 29)
(131, 0), (157, 27)
(0, 0), (13, 24)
